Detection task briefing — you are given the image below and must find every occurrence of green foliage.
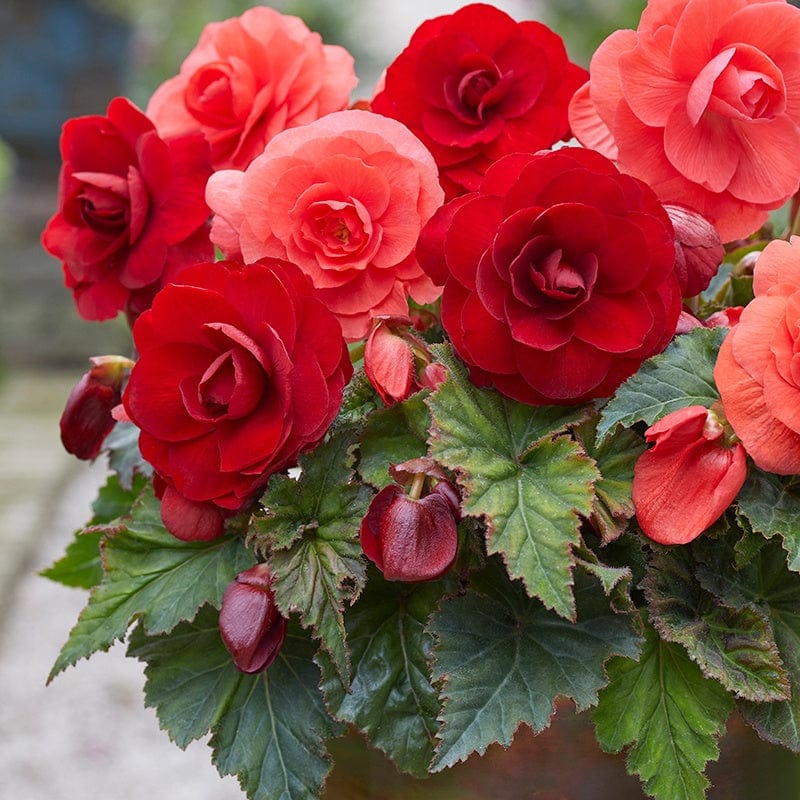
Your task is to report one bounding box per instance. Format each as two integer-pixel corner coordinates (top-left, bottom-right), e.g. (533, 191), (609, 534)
(597, 327), (728, 440)
(319, 567), (455, 776)
(594, 620), (733, 800)
(250, 430), (371, 685)
(49, 486), (255, 680)
(129, 607), (343, 800)
(427, 344), (597, 620)
(430, 559), (640, 770)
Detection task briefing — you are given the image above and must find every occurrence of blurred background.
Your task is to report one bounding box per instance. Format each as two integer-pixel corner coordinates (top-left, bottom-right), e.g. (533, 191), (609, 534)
(1, 1), (799, 799)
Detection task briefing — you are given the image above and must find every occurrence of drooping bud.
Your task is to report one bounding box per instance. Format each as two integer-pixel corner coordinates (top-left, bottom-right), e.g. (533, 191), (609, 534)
(632, 405), (747, 545)
(665, 204), (724, 297)
(360, 458), (460, 582)
(219, 564), (288, 674)
(60, 355), (134, 459)
(364, 316), (444, 404)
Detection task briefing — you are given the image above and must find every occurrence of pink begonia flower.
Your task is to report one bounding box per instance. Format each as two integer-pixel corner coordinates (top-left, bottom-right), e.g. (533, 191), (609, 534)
(632, 405), (747, 545)
(714, 237), (800, 473)
(146, 6), (357, 171)
(206, 110), (445, 340)
(569, 0), (800, 242)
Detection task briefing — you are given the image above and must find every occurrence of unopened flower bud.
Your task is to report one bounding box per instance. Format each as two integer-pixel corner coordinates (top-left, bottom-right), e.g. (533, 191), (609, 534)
(665, 204), (724, 297)
(60, 355), (133, 460)
(360, 459), (460, 582)
(219, 564), (288, 674)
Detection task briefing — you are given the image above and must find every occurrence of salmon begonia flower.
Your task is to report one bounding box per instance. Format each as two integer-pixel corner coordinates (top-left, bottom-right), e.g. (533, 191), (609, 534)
(569, 0), (800, 242)
(714, 237), (800, 474)
(146, 6), (357, 171)
(632, 405), (747, 545)
(206, 110), (444, 340)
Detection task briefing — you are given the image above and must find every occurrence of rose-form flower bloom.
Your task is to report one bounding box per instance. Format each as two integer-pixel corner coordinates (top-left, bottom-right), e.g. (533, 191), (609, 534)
(41, 97), (213, 322)
(146, 6), (358, 171)
(60, 355), (133, 460)
(360, 476), (460, 582)
(568, 0), (800, 242)
(219, 564), (288, 674)
(632, 405), (747, 545)
(363, 315), (444, 404)
(122, 258), (352, 541)
(418, 147), (682, 405)
(714, 237), (800, 473)
(206, 110), (444, 340)
(370, 3), (587, 199)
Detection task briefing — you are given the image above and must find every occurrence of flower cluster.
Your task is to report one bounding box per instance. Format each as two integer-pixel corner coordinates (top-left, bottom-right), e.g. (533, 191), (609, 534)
(43, 3), (800, 800)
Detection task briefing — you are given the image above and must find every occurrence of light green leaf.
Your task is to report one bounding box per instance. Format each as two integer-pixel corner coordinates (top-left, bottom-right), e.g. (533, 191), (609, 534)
(593, 621), (733, 800)
(129, 607), (343, 800)
(597, 327), (727, 441)
(49, 485), (255, 680)
(737, 468), (800, 572)
(427, 344), (597, 620)
(430, 560), (640, 770)
(251, 430), (371, 684)
(645, 546), (789, 702)
(357, 393), (430, 488)
(319, 567), (453, 776)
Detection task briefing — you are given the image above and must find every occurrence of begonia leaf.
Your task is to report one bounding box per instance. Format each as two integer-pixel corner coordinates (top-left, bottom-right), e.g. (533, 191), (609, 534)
(694, 539), (800, 752)
(427, 344), (596, 620)
(429, 560), (640, 770)
(597, 327), (727, 441)
(250, 429), (371, 685)
(357, 393), (430, 488)
(128, 607), (343, 800)
(319, 566), (455, 776)
(737, 468), (800, 572)
(575, 415), (646, 543)
(334, 368), (380, 429)
(645, 546), (790, 702)
(593, 620), (733, 800)
(105, 420), (152, 489)
(49, 485), (255, 680)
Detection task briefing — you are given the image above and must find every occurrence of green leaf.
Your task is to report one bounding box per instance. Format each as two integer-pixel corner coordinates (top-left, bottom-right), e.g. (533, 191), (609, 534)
(251, 429), (371, 685)
(129, 606), (343, 800)
(49, 485), (255, 680)
(319, 567), (453, 776)
(333, 368), (380, 429)
(593, 620), (733, 800)
(42, 474), (149, 589)
(695, 539), (800, 752)
(597, 327), (728, 441)
(357, 393), (430, 488)
(429, 559), (640, 770)
(645, 546), (789, 702)
(737, 468), (800, 572)
(427, 344), (597, 620)
(104, 420), (152, 489)
(575, 415), (646, 543)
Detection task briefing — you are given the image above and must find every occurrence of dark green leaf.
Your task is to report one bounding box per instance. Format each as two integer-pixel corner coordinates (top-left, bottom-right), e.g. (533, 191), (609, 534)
(737, 468), (800, 572)
(576, 415), (646, 543)
(695, 539), (800, 752)
(129, 607), (343, 800)
(49, 486), (255, 680)
(40, 529), (104, 589)
(427, 345), (597, 620)
(597, 327), (728, 440)
(357, 393), (430, 488)
(429, 560), (640, 770)
(593, 620), (733, 800)
(319, 567), (454, 776)
(333, 368), (380, 429)
(251, 430), (371, 684)
(645, 546), (789, 702)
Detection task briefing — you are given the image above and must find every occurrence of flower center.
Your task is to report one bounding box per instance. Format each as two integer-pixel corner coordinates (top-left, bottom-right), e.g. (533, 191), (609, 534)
(301, 198), (373, 259)
(185, 61), (255, 127)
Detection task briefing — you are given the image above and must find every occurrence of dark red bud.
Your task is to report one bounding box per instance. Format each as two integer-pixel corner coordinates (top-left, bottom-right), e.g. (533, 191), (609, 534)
(665, 204), (724, 297)
(60, 355), (133, 460)
(219, 564), (288, 674)
(360, 482), (459, 582)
